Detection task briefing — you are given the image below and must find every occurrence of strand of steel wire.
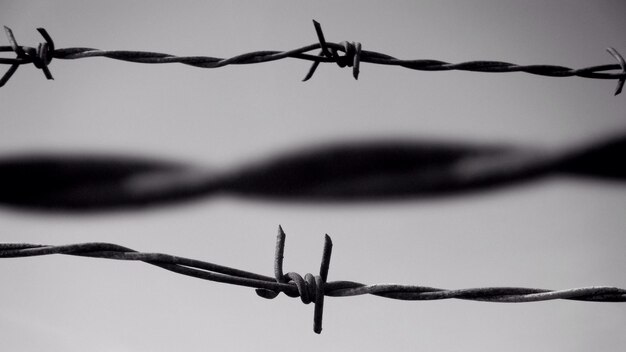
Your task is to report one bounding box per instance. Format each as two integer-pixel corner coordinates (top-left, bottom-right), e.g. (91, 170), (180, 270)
(1, 226), (625, 334)
(1, 21), (625, 94)
(0, 132), (625, 212)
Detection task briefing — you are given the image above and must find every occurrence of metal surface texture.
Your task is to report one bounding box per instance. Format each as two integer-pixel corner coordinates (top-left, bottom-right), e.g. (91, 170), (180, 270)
(1, 21), (625, 94)
(1, 226), (624, 334)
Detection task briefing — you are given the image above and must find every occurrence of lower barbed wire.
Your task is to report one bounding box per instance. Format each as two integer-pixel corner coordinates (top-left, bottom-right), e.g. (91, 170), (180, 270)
(1, 228), (625, 334)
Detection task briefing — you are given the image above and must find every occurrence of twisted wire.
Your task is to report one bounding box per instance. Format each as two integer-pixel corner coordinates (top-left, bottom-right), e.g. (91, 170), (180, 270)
(0, 132), (625, 212)
(1, 227), (624, 334)
(1, 21), (625, 94)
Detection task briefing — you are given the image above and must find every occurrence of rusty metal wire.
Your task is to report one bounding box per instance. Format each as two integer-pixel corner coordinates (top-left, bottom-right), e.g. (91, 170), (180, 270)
(1, 226), (624, 334)
(0, 132), (624, 212)
(1, 21), (625, 94)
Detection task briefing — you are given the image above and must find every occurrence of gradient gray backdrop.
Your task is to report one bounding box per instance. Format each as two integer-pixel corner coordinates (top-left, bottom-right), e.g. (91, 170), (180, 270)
(1, 1), (625, 351)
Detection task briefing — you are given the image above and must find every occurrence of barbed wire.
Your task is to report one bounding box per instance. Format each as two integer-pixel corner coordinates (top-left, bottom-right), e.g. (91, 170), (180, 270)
(0, 132), (624, 212)
(1, 226), (624, 334)
(1, 21), (625, 94)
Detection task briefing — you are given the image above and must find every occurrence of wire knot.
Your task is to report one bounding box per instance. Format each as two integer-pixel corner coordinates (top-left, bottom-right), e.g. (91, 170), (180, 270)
(281, 272), (324, 304)
(255, 226), (333, 334)
(1, 26), (55, 87)
(303, 20), (361, 81)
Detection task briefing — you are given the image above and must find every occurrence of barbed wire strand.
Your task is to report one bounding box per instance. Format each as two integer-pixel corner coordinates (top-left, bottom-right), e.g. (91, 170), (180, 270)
(1, 226), (624, 334)
(0, 132), (624, 212)
(1, 21), (625, 94)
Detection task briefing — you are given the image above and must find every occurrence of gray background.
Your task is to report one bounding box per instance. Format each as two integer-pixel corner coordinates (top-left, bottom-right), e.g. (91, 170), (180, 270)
(1, 1), (625, 351)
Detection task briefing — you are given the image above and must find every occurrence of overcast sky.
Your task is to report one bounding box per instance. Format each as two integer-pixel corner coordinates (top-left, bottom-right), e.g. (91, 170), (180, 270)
(1, 1), (625, 351)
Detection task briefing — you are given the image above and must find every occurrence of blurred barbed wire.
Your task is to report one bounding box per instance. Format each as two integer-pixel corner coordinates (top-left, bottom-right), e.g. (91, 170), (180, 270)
(1, 21), (625, 94)
(1, 226), (624, 334)
(0, 133), (624, 212)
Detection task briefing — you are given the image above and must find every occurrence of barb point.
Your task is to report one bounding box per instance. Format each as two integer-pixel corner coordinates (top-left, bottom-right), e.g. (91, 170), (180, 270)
(607, 47), (625, 96)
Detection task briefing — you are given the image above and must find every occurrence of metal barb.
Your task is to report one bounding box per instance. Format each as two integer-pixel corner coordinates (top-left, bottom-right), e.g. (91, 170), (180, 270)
(313, 234), (333, 334)
(607, 47), (625, 95)
(302, 20), (361, 81)
(312, 20), (332, 58)
(302, 20), (333, 81)
(34, 27), (55, 80)
(353, 42), (361, 79)
(274, 225), (287, 283)
(4, 26), (26, 57)
(0, 26), (24, 87)
(0, 26), (54, 86)
(255, 226), (334, 333)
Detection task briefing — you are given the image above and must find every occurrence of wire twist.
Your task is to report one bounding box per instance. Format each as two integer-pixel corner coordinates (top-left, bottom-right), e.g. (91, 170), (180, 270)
(0, 227), (624, 334)
(1, 21), (624, 94)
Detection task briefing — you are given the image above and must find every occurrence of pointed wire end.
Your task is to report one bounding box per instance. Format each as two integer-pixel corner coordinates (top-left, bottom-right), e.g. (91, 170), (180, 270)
(41, 63), (54, 80)
(302, 71), (316, 81)
(312, 20), (323, 37)
(255, 226), (289, 300)
(607, 47), (621, 59)
(36, 27), (49, 41)
(606, 47), (625, 96)
(313, 235), (332, 334)
(36, 27), (54, 49)
(302, 60), (320, 82)
(311, 19), (330, 56)
(319, 234), (333, 282)
(322, 234), (333, 261)
(3, 26), (24, 60)
(274, 225), (287, 284)
(258, 226), (289, 300)
(3, 26), (18, 49)
(303, 19), (331, 82)
(276, 224), (286, 263)
(0, 63), (19, 87)
(312, 19), (323, 42)
(353, 42), (361, 80)
(323, 234), (333, 247)
(277, 225), (286, 242)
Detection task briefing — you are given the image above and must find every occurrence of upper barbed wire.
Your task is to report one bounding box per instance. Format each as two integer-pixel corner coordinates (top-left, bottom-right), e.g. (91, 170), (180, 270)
(1, 20), (625, 94)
